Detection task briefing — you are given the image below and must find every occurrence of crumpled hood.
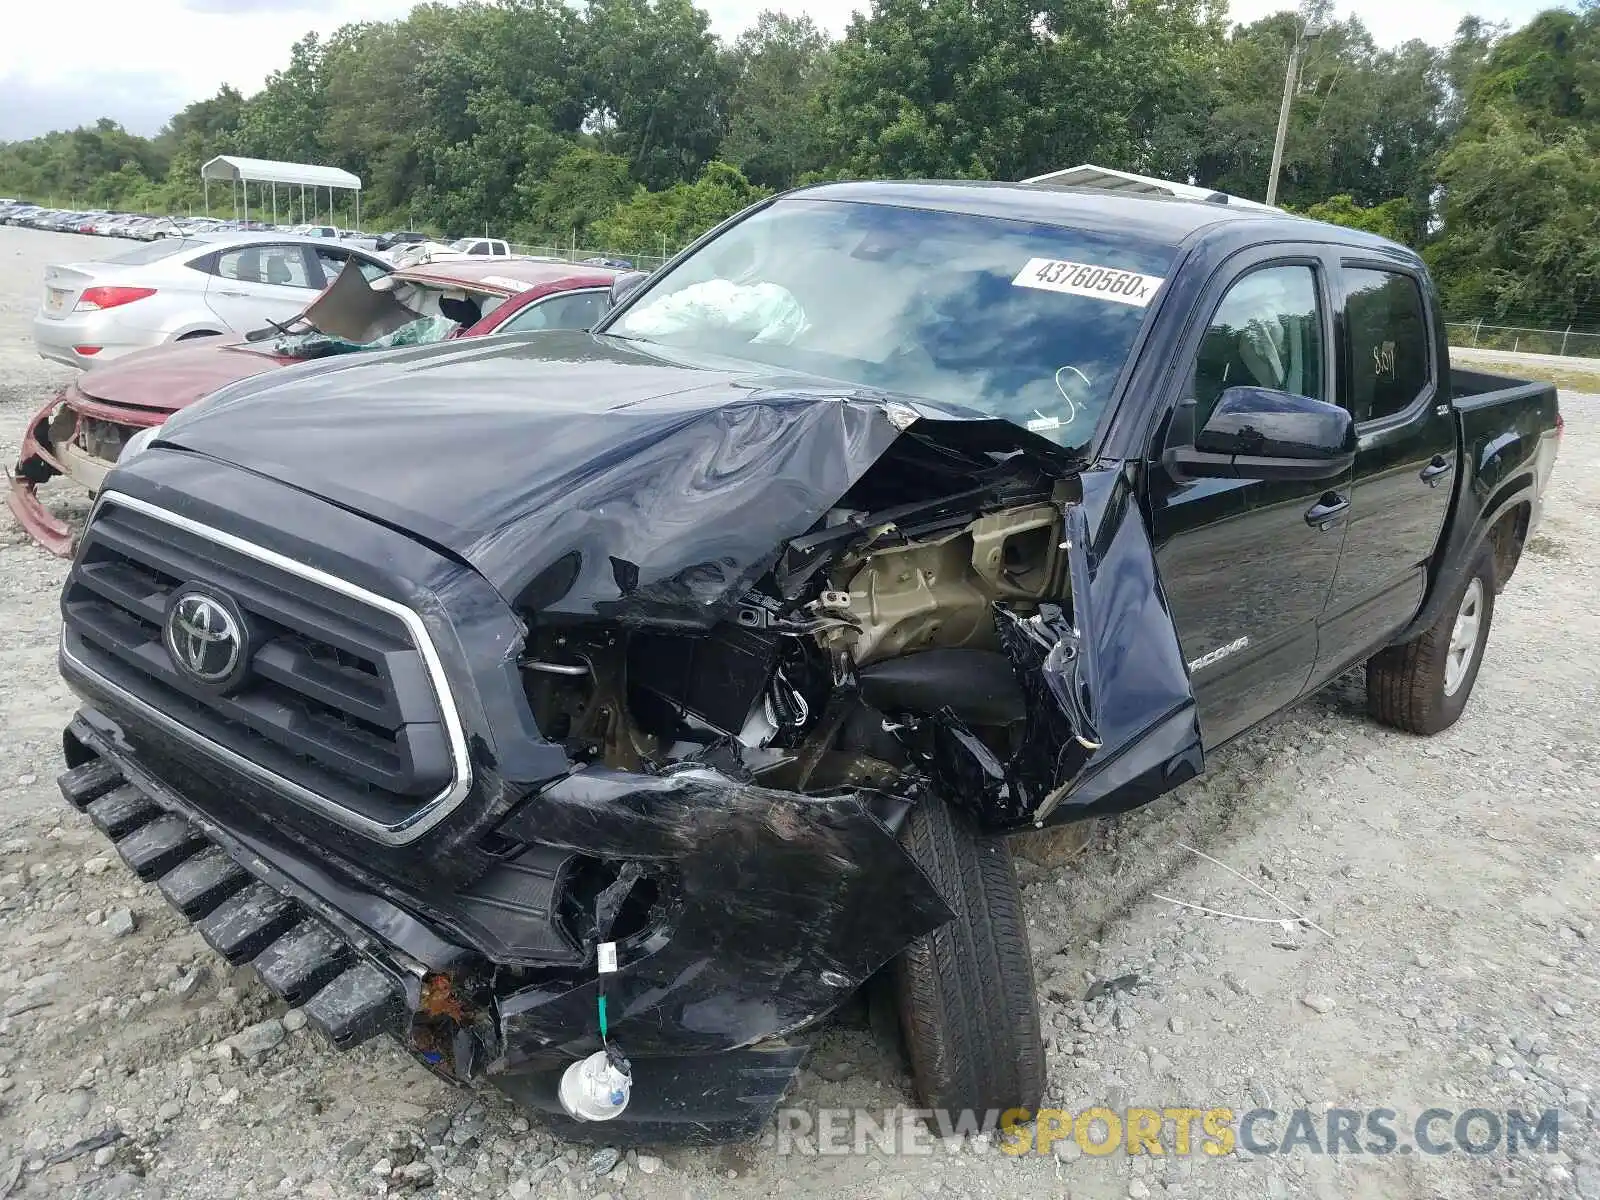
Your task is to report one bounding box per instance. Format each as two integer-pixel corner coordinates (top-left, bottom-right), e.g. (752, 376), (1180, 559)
(76, 336), (287, 413)
(153, 331), (921, 621)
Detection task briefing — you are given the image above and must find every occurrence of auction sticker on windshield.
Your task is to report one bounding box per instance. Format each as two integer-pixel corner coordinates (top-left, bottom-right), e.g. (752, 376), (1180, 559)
(1012, 259), (1165, 307)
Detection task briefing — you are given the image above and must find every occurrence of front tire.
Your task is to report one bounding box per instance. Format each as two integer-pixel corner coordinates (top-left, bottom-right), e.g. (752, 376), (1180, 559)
(1367, 549), (1496, 734)
(893, 792), (1045, 1119)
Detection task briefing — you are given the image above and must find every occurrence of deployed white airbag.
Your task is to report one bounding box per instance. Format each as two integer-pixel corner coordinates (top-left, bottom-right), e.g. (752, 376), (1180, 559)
(623, 278), (806, 345)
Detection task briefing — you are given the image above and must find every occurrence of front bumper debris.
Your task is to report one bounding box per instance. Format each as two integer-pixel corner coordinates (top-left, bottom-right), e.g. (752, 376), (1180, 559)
(59, 711), (949, 1143)
(9, 395), (75, 557)
(61, 718), (411, 1047)
(7, 471), (76, 558)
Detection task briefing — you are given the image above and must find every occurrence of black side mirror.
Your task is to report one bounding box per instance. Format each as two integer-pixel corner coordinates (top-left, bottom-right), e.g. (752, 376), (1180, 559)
(1165, 386), (1355, 483)
(607, 271), (650, 310)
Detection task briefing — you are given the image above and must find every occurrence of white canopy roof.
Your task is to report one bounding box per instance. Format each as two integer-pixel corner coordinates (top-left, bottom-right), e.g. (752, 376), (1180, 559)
(1022, 163), (1278, 212)
(201, 155), (361, 191)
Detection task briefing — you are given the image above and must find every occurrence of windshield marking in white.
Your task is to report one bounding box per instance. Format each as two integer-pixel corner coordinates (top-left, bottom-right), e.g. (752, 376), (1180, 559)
(1012, 258), (1165, 307)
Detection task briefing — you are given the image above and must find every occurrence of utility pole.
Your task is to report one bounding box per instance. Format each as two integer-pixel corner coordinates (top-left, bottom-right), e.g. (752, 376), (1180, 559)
(1266, 8), (1321, 207)
(1265, 38), (1301, 206)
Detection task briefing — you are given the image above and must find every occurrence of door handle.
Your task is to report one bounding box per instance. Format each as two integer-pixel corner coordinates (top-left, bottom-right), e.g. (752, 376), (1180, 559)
(215, 289), (248, 298)
(1304, 493), (1350, 530)
(1420, 455), (1453, 486)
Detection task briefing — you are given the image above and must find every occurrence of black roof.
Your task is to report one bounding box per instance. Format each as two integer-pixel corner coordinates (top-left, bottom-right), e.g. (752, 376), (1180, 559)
(791, 179), (1401, 253)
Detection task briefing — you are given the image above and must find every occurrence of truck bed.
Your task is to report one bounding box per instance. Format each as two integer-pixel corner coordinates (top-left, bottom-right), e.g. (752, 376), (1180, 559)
(1448, 368), (1560, 479)
(1400, 365), (1562, 640)
(1450, 365), (1554, 409)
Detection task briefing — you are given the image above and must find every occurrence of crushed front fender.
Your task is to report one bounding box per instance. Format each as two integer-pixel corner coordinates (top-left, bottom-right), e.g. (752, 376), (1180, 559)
(919, 467), (1204, 831)
(1020, 468), (1202, 825)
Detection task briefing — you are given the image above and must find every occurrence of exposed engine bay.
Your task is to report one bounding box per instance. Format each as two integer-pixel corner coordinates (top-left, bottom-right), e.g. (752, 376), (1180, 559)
(518, 443), (1102, 829)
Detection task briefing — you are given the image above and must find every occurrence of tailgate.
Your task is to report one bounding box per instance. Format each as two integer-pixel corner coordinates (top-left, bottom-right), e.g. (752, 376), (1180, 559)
(39, 264), (96, 321)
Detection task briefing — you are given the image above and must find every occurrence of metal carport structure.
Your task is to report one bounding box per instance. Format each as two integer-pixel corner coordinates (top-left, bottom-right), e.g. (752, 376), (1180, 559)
(201, 156), (364, 229)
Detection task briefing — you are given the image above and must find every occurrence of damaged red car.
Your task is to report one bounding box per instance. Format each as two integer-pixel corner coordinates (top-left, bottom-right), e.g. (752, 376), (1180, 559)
(8, 258), (619, 556)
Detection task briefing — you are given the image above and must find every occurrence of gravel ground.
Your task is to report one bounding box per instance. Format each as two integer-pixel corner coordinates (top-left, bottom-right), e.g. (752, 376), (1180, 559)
(0, 226), (1595, 1200)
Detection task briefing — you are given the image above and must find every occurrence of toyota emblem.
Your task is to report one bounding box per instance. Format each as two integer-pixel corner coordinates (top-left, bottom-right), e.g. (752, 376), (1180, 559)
(165, 592), (247, 686)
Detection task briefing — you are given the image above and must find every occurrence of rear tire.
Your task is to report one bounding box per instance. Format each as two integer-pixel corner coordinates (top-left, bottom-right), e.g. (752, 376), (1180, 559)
(892, 792), (1045, 1119)
(1367, 549), (1496, 735)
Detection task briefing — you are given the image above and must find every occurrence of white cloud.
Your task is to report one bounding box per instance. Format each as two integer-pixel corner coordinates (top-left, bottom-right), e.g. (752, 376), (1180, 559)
(0, 0), (1562, 142)
(0, 71), (193, 140)
(0, 0), (420, 138)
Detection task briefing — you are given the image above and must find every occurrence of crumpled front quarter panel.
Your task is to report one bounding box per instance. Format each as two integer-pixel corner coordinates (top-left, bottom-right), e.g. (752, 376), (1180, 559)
(1077, 473), (1196, 734)
(476, 392), (902, 625)
(999, 469), (1203, 828)
(1058, 469), (1202, 818)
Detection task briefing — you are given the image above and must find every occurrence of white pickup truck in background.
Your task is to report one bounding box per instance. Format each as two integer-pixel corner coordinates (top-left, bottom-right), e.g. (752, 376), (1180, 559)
(388, 236), (511, 267)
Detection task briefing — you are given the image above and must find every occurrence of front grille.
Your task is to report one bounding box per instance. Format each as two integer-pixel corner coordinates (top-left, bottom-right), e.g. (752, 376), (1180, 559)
(61, 494), (466, 840)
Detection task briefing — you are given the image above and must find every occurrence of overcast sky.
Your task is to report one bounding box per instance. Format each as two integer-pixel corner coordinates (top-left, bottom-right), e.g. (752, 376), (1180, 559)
(0, 0), (1559, 142)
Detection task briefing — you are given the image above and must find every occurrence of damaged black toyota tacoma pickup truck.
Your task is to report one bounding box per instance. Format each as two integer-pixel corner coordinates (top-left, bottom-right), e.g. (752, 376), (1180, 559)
(54, 182), (1560, 1142)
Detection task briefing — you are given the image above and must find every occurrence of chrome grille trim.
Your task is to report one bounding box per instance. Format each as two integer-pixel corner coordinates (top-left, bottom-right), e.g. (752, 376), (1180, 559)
(60, 490), (473, 846)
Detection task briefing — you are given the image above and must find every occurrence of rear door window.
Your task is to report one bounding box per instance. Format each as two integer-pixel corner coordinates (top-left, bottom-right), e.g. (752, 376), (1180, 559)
(218, 244), (315, 289)
(1342, 268), (1432, 423)
(310, 247), (347, 287)
(496, 290), (610, 333)
(312, 247), (389, 285)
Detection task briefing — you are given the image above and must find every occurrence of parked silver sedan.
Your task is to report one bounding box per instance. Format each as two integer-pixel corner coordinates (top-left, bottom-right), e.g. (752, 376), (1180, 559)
(33, 232), (392, 369)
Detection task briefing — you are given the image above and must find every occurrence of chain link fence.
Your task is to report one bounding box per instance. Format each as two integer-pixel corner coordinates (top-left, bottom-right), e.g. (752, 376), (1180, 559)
(1446, 320), (1600, 360)
(507, 241), (673, 273)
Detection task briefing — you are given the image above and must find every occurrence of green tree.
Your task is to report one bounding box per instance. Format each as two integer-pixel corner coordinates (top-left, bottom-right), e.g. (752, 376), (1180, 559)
(235, 34), (331, 164)
(595, 160), (769, 253)
(1301, 194), (1418, 244)
(1194, 11), (1447, 234)
(159, 86), (246, 150)
(721, 12), (835, 190)
(1, 0), (1594, 333)
(518, 146), (637, 245)
(582, 0), (734, 189)
(1425, 7), (1600, 327)
(818, 0), (1225, 182)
